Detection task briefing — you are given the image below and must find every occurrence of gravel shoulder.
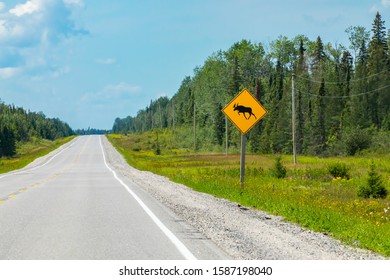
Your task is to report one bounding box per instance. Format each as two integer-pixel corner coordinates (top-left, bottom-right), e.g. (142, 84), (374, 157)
(101, 136), (386, 260)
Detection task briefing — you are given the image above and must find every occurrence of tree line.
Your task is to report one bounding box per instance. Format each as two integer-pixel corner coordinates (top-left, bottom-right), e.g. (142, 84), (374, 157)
(0, 101), (73, 157)
(74, 128), (109, 135)
(112, 12), (390, 156)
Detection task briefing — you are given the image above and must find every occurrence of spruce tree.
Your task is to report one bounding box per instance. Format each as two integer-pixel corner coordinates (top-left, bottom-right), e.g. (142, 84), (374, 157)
(0, 126), (16, 157)
(311, 79), (326, 155)
(250, 78), (264, 153)
(214, 104), (225, 146)
(312, 36), (326, 73)
(370, 12), (387, 52)
(347, 39), (370, 128)
(228, 55), (241, 96)
(295, 37), (308, 154)
(339, 51), (353, 130)
(367, 12), (389, 128)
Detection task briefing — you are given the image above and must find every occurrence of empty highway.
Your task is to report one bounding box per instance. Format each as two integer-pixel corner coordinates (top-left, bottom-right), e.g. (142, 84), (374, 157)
(0, 136), (228, 260)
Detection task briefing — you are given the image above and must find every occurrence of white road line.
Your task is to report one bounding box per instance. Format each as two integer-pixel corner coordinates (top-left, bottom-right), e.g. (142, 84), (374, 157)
(99, 136), (197, 260)
(0, 137), (80, 180)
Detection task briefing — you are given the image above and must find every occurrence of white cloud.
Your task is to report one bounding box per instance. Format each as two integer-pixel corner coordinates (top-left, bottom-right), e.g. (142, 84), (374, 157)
(63, 0), (84, 7)
(382, 0), (390, 8)
(80, 82), (141, 105)
(0, 19), (24, 39)
(0, 0), (87, 78)
(1, 0), (88, 46)
(0, 67), (20, 79)
(10, 0), (41, 17)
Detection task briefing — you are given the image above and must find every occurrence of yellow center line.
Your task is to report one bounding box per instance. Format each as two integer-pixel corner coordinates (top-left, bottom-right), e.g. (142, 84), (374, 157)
(0, 173), (62, 207)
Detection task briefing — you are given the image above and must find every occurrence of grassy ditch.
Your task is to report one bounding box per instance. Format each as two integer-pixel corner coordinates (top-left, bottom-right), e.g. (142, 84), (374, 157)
(107, 132), (390, 257)
(0, 136), (75, 174)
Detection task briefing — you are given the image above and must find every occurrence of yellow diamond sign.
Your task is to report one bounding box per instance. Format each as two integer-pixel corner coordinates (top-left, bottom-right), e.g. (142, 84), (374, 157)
(222, 88), (267, 134)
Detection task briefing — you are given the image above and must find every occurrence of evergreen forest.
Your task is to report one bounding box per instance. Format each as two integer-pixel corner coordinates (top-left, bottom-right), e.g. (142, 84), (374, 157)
(0, 101), (73, 157)
(112, 12), (390, 156)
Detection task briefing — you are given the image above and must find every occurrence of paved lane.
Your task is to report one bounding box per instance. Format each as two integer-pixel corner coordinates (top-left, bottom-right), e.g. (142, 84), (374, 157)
(0, 136), (228, 260)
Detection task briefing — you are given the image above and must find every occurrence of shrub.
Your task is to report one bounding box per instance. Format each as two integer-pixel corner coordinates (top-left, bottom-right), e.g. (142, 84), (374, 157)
(327, 162), (350, 179)
(370, 130), (390, 153)
(343, 128), (372, 156)
(154, 131), (161, 155)
(271, 156), (287, 179)
(357, 163), (388, 199)
(154, 144), (161, 155)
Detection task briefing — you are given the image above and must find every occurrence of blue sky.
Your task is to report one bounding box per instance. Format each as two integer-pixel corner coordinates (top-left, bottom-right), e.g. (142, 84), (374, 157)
(0, 0), (389, 129)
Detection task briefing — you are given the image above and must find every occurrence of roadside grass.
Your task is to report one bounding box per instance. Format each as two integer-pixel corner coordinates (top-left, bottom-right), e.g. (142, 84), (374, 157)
(107, 132), (390, 257)
(0, 136), (75, 174)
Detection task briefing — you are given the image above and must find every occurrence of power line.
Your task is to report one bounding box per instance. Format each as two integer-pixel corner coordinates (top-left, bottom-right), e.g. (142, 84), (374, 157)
(297, 83), (390, 99)
(295, 69), (388, 85)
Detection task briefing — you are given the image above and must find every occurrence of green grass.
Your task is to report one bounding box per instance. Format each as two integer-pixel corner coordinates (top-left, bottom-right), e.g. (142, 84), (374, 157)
(0, 136), (75, 174)
(107, 132), (390, 257)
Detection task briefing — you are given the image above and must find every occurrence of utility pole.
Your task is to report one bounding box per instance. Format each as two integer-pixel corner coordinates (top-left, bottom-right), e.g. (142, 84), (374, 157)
(194, 101), (196, 151)
(150, 105), (154, 130)
(172, 101), (175, 132)
(292, 74), (297, 165)
(158, 103), (163, 129)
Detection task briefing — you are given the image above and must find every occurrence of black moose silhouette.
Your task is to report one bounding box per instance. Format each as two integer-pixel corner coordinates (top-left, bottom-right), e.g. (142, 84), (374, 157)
(233, 103), (257, 120)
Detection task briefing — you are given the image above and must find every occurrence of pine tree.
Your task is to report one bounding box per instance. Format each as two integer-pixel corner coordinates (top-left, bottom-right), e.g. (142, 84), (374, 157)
(347, 39), (370, 128)
(214, 104), (225, 146)
(250, 78), (264, 153)
(367, 12), (389, 128)
(297, 38), (306, 72)
(0, 126), (16, 157)
(358, 38), (369, 64)
(228, 55), (241, 96)
(339, 51), (353, 130)
(295, 37), (308, 154)
(312, 36), (326, 73)
(370, 12), (387, 53)
(358, 163), (388, 199)
(311, 79), (326, 155)
(265, 60), (290, 153)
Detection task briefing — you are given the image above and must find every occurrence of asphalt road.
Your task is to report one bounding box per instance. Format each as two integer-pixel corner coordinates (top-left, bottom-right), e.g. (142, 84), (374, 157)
(0, 136), (229, 260)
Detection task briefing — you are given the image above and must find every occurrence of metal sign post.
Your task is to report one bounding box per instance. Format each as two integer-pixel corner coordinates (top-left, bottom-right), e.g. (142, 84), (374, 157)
(240, 133), (247, 188)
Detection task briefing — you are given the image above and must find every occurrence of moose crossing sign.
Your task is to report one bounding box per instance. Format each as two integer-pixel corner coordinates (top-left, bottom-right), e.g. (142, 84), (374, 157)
(222, 88), (267, 134)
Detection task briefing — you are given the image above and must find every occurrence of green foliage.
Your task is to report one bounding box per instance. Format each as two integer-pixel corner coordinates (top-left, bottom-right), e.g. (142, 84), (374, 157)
(370, 130), (390, 153)
(112, 12), (390, 157)
(0, 99), (73, 159)
(0, 136), (75, 174)
(343, 128), (372, 155)
(358, 163), (388, 199)
(154, 131), (161, 155)
(271, 156), (287, 178)
(310, 79), (326, 155)
(327, 162), (350, 179)
(0, 125), (16, 157)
